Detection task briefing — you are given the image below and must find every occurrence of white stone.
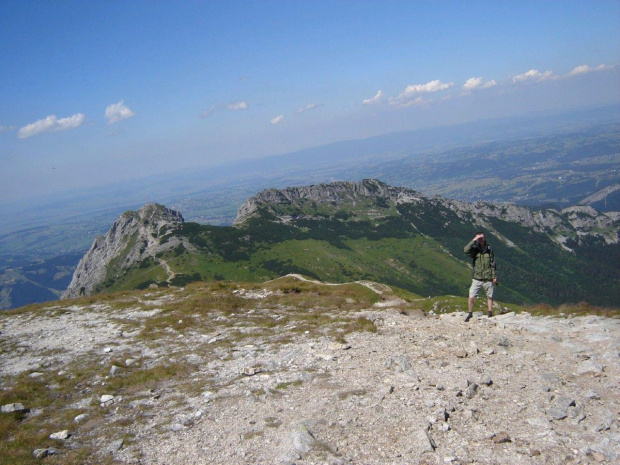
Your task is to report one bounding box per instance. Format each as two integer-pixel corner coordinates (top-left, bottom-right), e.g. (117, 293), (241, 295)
(100, 395), (115, 405)
(50, 430), (70, 440)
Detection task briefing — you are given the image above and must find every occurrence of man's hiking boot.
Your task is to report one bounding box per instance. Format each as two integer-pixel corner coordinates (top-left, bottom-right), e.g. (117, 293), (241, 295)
(464, 313), (472, 322)
(488, 311), (493, 318)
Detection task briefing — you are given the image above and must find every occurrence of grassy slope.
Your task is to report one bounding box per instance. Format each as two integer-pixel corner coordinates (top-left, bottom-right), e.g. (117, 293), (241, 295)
(90, 187), (619, 307)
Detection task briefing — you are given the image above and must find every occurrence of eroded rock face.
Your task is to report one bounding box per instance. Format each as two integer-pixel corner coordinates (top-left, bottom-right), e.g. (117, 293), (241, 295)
(234, 179), (620, 247)
(233, 179), (405, 225)
(62, 203), (187, 298)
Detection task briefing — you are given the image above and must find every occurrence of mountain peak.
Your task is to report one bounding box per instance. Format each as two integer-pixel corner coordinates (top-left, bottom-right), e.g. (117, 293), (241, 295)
(62, 204), (187, 299)
(233, 179), (418, 225)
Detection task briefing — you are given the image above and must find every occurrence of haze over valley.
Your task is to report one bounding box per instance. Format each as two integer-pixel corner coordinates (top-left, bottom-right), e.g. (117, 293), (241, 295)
(1, 110), (620, 310)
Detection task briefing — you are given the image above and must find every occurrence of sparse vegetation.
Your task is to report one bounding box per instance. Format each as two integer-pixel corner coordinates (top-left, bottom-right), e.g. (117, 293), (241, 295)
(65, 178), (618, 308)
(1, 273), (618, 463)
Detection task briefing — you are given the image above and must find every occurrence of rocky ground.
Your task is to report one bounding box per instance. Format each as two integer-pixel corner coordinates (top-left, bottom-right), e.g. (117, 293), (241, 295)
(0, 277), (618, 464)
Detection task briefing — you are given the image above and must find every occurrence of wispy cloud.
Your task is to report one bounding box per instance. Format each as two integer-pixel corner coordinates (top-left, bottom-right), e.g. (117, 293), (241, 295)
(398, 80), (453, 96)
(18, 113), (85, 139)
(227, 101), (248, 111)
(296, 103), (319, 113)
(567, 64), (613, 77)
(512, 69), (554, 83)
(362, 90), (384, 105)
(199, 105), (217, 118)
(462, 77), (497, 94)
(105, 100), (135, 125)
(199, 101), (249, 118)
(393, 96), (427, 108)
(270, 114), (284, 125)
(389, 80), (453, 107)
(0, 125), (16, 135)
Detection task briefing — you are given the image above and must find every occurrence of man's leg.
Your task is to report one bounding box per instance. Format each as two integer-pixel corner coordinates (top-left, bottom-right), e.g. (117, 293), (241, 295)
(465, 280), (479, 322)
(484, 281), (495, 317)
(465, 300), (473, 321)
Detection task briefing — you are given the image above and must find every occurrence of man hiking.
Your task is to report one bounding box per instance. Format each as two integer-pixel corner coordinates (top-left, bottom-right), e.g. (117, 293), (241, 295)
(464, 232), (497, 322)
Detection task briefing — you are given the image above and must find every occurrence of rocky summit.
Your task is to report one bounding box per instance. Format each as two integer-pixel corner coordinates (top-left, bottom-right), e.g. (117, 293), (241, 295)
(1, 275), (618, 464)
(62, 203), (190, 299)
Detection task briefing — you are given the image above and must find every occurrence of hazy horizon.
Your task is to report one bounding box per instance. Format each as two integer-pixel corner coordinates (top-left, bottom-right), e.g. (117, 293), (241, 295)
(1, 1), (619, 203)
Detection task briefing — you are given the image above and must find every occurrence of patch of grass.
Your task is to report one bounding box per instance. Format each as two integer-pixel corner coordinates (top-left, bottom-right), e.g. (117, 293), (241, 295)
(104, 362), (193, 393)
(263, 277), (381, 308)
(337, 389), (367, 400)
(264, 416), (282, 428)
(332, 316), (376, 343)
(275, 380), (303, 390)
(525, 301), (619, 318)
(0, 373), (51, 407)
(0, 425), (51, 465)
(64, 289), (152, 309)
(0, 364), (112, 465)
(165, 283), (250, 317)
(138, 313), (200, 339)
(244, 314), (282, 329)
(242, 430), (264, 440)
(0, 353), (195, 464)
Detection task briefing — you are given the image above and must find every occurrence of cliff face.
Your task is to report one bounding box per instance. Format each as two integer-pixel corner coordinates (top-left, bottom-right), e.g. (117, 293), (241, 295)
(234, 179), (620, 248)
(233, 179), (415, 225)
(62, 203), (187, 299)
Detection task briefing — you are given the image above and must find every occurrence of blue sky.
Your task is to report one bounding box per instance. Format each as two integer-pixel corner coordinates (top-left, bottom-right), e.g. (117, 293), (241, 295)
(1, 1), (619, 202)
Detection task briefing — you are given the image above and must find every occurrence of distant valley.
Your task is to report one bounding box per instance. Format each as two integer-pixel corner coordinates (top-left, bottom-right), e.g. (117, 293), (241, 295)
(1, 110), (619, 310)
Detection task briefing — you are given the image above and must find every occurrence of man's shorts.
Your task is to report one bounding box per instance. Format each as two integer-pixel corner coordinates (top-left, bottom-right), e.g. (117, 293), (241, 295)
(469, 279), (495, 299)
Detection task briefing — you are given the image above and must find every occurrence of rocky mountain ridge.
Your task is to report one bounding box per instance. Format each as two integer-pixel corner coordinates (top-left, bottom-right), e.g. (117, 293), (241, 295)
(61, 180), (619, 305)
(62, 203), (191, 299)
(233, 179), (410, 225)
(235, 179), (620, 248)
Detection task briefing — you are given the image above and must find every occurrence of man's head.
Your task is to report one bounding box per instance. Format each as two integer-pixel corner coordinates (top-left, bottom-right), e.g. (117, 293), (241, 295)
(475, 231), (486, 244)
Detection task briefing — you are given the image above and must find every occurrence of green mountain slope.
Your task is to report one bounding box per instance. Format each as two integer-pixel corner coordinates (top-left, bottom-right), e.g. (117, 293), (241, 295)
(69, 180), (619, 307)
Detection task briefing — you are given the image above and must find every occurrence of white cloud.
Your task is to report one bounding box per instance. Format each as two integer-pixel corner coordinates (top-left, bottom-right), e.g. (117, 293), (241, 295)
(296, 103), (318, 113)
(462, 77), (497, 92)
(362, 90), (384, 105)
(389, 80), (453, 107)
(568, 64), (612, 76)
(398, 80), (454, 97)
(105, 100), (135, 125)
(18, 113), (85, 139)
(270, 114), (284, 125)
(512, 69), (554, 83)
(227, 101), (248, 111)
(0, 125), (16, 135)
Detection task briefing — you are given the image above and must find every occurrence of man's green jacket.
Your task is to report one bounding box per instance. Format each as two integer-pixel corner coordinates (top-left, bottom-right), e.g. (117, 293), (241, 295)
(464, 240), (496, 281)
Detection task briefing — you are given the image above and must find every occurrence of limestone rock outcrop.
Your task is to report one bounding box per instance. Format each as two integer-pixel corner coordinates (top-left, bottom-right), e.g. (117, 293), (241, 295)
(62, 203), (187, 298)
(234, 179), (620, 248)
